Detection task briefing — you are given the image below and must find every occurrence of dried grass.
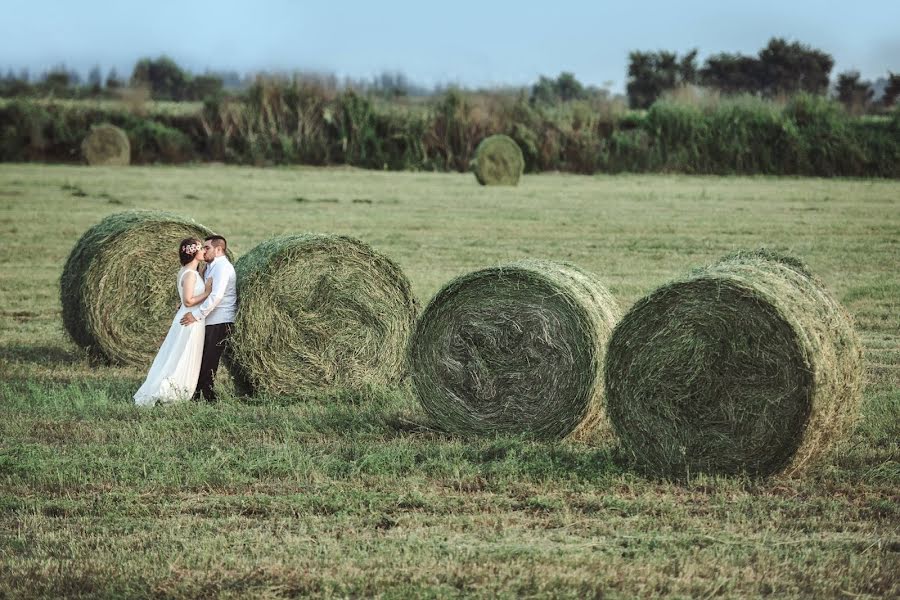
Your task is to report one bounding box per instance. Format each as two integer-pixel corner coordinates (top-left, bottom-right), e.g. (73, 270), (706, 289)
(225, 234), (418, 396)
(60, 211), (224, 365)
(604, 249), (863, 477)
(472, 134), (524, 186)
(409, 260), (620, 439)
(81, 123), (130, 166)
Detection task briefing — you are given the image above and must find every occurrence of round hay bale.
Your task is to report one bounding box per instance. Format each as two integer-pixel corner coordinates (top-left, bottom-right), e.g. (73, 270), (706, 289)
(605, 249), (863, 478)
(472, 134), (524, 186)
(81, 124), (130, 166)
(61, 211), (224, 365)
(225, 234), (418, 396)
(408, 260), (621, 439)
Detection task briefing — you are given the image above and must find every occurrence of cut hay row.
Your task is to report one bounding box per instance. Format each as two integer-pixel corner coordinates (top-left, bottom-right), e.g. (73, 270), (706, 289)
(604, 249), (863, 477)
(408, 260), (620, 440)
(82, 123), (130, 166)
(61, 211), (225, 366)
(472, 134), (524, 186)
(225, 234), (418, 396)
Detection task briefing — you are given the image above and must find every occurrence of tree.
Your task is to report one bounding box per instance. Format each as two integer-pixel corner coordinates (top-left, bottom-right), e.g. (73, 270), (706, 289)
(87, 65), (103, 96)
(529, 72), (587, 105)
(882, 72), (900, 108)
(362, 71), (420, 98)
(757, 38), (833, 96)
(835, 71), (874, 114)
(131, 56), (189, 100)
(678, 50), (699, 85)
(187, 73), (224, 101)
(698, 38), (834, 98)
(106, 68), (122, 90)
(626, 49), (698, 109)
(530, 75), (557, 105)
(555, 72), (586, 102)
(0, 69), (31, 97)
(40, 65), (78, 96)
(699, 53), (761, 94)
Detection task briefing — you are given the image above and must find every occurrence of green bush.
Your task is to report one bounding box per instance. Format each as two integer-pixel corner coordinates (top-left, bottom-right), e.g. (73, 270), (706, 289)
(784, 94), (865, 176)
(334, 91), (378, 167)
(500, 98), (559, 172)
(427, 90), (478, 171)
(851, 117), (900, 177)
(0, 101), (52, 161)
(600, 129), (656, 173)
(644, 100), (709, 172)
(126, 120), (195, 163)
(0, 91), (897, 177)
(705, 96), (802, 174)
(0, 101), (99, 162)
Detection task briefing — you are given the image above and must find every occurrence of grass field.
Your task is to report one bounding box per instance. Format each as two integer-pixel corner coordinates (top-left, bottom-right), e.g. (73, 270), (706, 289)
(1, 165), (898, 598)
(0, 97), (204, 116)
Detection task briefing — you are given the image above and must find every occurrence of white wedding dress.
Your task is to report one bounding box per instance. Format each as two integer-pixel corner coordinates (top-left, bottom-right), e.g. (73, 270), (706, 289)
(133, 267), (206, 406)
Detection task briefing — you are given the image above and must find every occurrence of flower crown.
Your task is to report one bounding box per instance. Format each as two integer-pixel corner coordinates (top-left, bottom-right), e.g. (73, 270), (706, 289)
(181, 242), (202, 255)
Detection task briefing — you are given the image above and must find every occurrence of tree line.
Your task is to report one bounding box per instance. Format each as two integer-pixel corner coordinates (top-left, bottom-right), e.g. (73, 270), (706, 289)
(0, 57), (229, 102)
(1, 38), (898, 113)
(626, 38), (899, 113)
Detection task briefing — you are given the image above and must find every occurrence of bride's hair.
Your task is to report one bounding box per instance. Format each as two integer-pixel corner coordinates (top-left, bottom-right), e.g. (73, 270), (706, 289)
(179, 238), (202, 266)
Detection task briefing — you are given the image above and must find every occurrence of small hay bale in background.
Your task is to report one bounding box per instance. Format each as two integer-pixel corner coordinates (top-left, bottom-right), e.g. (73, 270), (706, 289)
(61, 211), (224, 365)
(604, 249), (863, 478)
(81, 123), (131, 166)
(472, 134), (525, 186)
(408, 260), (621, 440)
(225, 234), (418, 396)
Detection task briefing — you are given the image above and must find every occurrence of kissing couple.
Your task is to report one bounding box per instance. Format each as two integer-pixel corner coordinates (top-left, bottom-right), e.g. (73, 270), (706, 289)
(133, 235), (237, 406)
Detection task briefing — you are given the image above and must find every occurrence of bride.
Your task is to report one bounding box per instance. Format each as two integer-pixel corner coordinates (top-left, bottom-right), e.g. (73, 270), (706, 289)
(134, 238), (214, 406)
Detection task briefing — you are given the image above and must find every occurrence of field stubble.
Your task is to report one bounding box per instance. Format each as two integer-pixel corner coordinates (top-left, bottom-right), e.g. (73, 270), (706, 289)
(0, 165), (898, 598)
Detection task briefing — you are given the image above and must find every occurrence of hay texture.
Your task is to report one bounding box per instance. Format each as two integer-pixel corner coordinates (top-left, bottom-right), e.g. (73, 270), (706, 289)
(604, 249), (863, 478)
(225, 234), (418, 396)
(472, 134), (524, 186)
(81, 123), (131, 166)
(61, 211), (223, 365)
(409, 260), (620, 440)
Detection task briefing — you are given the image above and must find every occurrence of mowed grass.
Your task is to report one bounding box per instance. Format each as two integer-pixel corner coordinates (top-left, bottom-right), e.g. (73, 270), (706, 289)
(0, 164), (898, 598)
(0, 97), (204, 116)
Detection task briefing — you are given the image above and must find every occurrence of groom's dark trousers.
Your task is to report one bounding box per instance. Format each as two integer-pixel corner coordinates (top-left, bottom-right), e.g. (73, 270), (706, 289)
(194, 322), (233, 402)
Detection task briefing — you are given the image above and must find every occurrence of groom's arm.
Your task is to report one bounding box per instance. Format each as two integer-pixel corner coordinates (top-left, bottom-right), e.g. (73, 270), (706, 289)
(193, 264), (232, 320)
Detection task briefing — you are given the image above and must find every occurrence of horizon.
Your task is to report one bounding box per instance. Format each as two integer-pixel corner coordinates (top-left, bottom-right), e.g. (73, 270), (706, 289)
(2, 1), (898, 93)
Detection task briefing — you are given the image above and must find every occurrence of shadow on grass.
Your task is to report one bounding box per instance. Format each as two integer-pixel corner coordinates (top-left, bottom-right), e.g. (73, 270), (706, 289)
(183, 386), (628, 482)
(0, 343), (85, 367)
(1, 375), (628, 482)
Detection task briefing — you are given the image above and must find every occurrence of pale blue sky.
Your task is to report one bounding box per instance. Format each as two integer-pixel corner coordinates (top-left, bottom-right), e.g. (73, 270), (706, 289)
(2, 0), (898, 91)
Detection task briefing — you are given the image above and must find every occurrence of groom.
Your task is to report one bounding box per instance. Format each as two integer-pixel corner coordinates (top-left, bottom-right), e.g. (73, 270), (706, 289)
(180, 235), (236, 402)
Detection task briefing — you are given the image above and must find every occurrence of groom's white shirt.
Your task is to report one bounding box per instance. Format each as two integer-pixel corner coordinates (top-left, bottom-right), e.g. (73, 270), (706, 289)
(193, 255), (236, 325)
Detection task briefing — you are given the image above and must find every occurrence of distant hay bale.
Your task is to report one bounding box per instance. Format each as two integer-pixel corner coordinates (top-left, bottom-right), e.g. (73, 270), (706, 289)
(81, 124), (130, 166)
(604, 249), (863, 478)
(225, 234), (418, 396)
(409, 260), (620, 439)
(61, 211), (223, 365)
(472, 134), (524, 186)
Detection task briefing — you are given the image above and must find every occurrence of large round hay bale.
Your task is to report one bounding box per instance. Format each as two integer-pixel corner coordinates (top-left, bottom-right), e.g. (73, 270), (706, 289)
(605, 249), (863, 478)
(225, 234), (418, 396)
(409, 260), (620, 440)
(81, 123), (131, 166)
(61, 211), (224, 365)
(472, 134), (524, 186)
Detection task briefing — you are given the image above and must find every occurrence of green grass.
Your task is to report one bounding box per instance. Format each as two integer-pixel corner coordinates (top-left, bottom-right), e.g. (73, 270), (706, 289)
(1, 165), (898, 598)
(0, 97), (204, 116)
